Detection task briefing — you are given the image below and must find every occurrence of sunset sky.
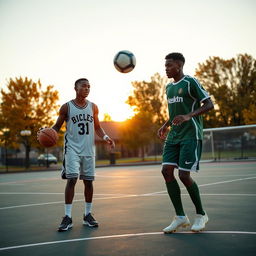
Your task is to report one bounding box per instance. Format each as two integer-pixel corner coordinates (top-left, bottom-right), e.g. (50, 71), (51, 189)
(1, 0), (255, 121)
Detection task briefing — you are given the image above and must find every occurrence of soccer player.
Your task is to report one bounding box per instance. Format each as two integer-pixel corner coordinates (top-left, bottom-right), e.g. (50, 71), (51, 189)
(52, 78), (115, 231)
(158, 53), (214, 233)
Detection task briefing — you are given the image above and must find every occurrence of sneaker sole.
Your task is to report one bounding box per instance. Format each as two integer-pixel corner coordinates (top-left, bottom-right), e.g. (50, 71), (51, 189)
(164, 223), (190, 234)
(58, 223), (73, 232)
(83, 221), (99, 227)
(191, 225), (207, 232)
(191, 218), (209, 232)
(191, 228), (205, 232)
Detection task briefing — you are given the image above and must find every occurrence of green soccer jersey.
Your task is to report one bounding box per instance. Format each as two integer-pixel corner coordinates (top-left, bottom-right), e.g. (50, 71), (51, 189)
(166, 75), (210, 142)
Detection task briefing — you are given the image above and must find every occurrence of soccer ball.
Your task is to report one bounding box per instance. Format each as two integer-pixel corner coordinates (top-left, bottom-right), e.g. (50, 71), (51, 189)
(113, 50), (136, 73)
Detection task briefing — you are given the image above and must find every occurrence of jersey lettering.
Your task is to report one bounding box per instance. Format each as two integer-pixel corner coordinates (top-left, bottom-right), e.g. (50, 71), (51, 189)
(71, 114), (94, 124)
(168, 96), (183, 104)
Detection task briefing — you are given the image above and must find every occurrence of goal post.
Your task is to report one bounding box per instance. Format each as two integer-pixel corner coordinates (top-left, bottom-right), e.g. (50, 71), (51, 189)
(202, 124), (256, 161)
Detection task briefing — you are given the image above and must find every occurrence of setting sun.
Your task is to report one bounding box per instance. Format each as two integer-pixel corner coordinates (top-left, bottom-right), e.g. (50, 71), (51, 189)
(100, 104), (135, 122)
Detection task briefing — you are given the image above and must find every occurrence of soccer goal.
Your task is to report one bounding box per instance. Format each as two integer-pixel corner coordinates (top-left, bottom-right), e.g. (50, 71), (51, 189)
(202, 124), (256, 161)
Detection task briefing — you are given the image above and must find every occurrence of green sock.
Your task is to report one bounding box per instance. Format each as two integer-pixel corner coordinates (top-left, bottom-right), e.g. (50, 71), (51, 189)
(186, 182), (205, 215)
(166, 179), (185, 216)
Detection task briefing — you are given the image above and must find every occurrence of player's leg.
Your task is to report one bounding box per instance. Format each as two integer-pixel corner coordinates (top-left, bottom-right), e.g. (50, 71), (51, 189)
(58, 152), (80, 231)
(162, 141), (190, 233)
(65, 178), (78, 205)
(162, 164), (185, 216)
(178, 140), (209, 231)
(179, 170), (204, 213)
(83, 180), (93, 213)
(81, 156), (98, 227)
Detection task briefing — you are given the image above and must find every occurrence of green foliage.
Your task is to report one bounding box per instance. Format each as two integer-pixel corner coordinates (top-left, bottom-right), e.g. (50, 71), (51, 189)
(121, 112), (158, 159)
(126, 73), (168, 125)
(243, 103), (256, 124)
(0, 77), (60, 149)
(103, 113), (113, 122)
(121, 112), (155, 149)
(123, 73), (168, 155)
(195, 54), (256, 127)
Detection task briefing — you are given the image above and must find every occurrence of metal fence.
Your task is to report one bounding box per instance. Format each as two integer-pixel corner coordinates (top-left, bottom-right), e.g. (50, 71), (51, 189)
(202, 124), (256, 161)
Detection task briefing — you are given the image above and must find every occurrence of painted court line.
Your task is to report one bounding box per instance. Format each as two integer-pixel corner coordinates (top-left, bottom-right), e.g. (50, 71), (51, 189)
(0, 200), (73, 210)
(197, 176), (256, 187)
(0, 230), (255, 251)
(1, 192), (256, 197)
(0, 192), (127, 196)
(144, 176), (256, 195)
(0, 195), (139, 210)
(0, 177), (58, 185)
(1, 192), (255, 210)
(1, 171), (255, 186)
(1, 176), (256, 210)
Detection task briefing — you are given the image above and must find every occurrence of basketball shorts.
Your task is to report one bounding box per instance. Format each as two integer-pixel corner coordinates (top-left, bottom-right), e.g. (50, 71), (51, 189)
(162, 139), (202, 172)
(61, 151), (95, 180)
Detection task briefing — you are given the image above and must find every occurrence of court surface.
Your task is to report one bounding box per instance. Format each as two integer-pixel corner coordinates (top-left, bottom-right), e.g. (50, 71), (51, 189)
(0, 161), (256, 256)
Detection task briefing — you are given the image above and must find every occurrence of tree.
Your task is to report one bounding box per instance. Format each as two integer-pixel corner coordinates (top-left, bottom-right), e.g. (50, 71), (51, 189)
(0, 77), (60, 168)
(195, 54), (256, 127)
(243, 104), (256, 124)
(121, 112), (155, 160)
(103, 113), (113, 122)
(123, 73), (168, 157)
(127, 73), (168, 126)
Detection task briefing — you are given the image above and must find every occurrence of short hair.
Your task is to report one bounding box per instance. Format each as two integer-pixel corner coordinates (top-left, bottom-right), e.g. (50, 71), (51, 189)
(74, 78), (89, 88)
(165, 52), (185, 64)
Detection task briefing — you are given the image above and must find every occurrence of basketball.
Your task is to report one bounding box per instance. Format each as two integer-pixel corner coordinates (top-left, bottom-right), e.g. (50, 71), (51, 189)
(113, 50), (136, 73)
(38, 128), (58, 147)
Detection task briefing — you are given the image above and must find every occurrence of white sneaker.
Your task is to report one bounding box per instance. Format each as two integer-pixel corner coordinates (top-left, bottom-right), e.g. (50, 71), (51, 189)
(163, 216), (190, 233)
(191, 213), (209, 232)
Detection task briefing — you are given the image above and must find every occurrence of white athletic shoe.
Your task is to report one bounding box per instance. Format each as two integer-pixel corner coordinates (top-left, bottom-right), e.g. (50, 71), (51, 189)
(191, 213), (209, 232)
(163, 216), (190, 233)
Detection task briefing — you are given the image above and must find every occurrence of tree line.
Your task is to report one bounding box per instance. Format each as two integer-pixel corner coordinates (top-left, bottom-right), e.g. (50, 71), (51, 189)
(0, 54), (255, 160)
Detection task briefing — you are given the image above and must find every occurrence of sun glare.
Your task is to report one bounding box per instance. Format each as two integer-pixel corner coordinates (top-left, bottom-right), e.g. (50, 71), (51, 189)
(99, 105), (135, 122)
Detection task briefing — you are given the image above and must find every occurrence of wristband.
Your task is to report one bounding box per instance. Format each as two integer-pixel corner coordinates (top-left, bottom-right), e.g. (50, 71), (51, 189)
(103, 135), (110, 141)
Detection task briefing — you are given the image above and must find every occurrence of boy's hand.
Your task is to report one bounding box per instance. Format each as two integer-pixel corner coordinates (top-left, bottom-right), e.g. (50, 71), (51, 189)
(172, 114), (191, 126)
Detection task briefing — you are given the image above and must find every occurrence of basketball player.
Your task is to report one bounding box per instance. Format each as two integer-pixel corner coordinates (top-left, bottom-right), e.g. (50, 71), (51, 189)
(52, 78), (115, 231)
(158, 53), (214, 233)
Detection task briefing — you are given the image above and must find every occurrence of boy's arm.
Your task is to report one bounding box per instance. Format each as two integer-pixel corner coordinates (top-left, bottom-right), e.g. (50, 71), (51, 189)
(52, 103), (68, 132)
(157, 119), (171, 140)
(172, 98), (214, 126)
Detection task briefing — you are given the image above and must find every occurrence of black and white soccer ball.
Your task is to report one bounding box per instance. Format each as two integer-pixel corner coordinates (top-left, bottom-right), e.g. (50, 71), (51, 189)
(113, 50), (136, 73)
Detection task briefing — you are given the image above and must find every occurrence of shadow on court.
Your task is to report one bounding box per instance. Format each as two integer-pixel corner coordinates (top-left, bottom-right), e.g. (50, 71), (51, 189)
(0, 161), (255, 256)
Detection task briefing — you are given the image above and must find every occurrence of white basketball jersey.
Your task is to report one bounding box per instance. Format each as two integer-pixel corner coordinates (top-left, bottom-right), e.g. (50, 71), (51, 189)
(64, 100), (95, 156)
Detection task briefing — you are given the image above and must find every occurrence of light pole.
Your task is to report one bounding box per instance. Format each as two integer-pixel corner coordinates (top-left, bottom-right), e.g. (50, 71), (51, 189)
(0, 128), (10, 172)
(46, 148), (49, 168)
(20, 130), (31, 169)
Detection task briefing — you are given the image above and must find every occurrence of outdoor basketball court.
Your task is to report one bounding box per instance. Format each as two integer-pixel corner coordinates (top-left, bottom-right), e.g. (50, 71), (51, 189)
(0, 161), (255, 256)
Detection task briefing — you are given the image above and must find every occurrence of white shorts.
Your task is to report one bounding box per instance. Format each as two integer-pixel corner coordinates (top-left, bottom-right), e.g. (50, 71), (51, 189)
(61, 152), (95, 180)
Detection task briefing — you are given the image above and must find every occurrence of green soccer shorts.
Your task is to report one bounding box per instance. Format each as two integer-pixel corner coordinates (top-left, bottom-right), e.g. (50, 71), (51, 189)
(162, 139), (202, 172)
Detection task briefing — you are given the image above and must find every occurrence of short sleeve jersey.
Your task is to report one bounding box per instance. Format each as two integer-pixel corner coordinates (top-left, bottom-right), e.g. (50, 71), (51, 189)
(64, 100), (95, 156)
(166, 75), (210, 142)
